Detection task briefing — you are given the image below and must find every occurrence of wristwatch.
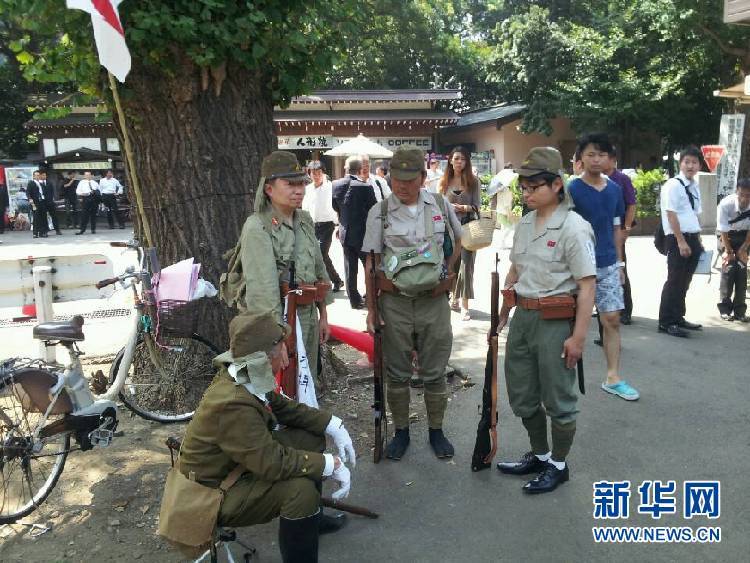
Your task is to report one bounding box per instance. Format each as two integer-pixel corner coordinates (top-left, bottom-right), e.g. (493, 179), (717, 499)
(615, 261), (626, 269)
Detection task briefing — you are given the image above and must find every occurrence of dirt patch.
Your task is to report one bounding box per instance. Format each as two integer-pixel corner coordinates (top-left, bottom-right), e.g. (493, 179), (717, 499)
(0, 345), (476, 562)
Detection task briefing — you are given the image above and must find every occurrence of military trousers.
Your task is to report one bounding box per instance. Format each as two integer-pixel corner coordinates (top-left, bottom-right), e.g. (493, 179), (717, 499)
(218, 428), (324, 527)
(505, 307), (579, 425)
(380, 291), (452, 429)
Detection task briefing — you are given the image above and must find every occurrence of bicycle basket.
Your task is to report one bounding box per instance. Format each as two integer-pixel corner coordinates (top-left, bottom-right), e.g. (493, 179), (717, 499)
(156, 299), (198, 340)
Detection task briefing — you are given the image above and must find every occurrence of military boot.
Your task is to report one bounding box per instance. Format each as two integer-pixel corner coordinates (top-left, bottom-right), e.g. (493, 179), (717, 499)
(385, 428), (410, 460)
(279, 510), (320, 563)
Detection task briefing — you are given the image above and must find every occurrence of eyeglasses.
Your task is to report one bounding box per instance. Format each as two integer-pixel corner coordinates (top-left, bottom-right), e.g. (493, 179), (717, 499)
(519, 182), (548, 193)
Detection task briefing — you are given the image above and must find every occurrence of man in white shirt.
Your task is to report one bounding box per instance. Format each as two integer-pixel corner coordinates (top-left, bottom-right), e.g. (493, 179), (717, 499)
(98, 169), (126, 229)
(658, 146), (704, 337)
(424, 157), (443, 192)
(716, 178), (750, 322)
(75, 171), (101, 235)
(361, 155), (391, 202)
(303, 161), (343, 291)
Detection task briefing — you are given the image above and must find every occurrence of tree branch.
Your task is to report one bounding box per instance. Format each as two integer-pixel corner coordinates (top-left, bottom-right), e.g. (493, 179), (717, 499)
(697, 24), (748, 59)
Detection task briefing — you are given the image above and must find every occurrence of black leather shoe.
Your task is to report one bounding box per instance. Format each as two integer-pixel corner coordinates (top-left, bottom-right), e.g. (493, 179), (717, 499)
(319, 511), (347, 535)
(720, 313), (733, 321)
(496, 451), (548, 475)
(351, 300), (365, 310)
(523, 463), (569, 494)
(658, 324), (689, 338)
(677, 319), (702, 331)
(593, 338), (603, 347)
(75, 231), (85, 235)
(428, 428), (454, 459)
(620, 314), (632, 325)
(385, 428), (410, 460)
(33, 234), (39, 238)
(333, 281), (343, 292)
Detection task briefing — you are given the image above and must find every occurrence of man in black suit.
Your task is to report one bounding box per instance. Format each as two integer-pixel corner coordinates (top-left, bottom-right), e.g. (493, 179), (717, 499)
(332, 156), (377, 309)
(39, 171), (62, 235)
(0, 181), (9, 235)
(27, 170), (49, 238)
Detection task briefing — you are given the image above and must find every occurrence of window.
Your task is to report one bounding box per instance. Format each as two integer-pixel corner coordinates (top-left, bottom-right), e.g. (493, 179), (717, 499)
(42, 138), (57, 156)
(57, 137), (102, 153)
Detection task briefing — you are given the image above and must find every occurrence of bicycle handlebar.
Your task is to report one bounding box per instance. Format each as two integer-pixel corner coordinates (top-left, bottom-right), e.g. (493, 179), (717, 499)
(96, 277), (121, 289)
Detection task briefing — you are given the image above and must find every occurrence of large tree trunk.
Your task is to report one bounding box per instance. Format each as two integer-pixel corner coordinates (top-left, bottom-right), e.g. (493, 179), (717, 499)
(737, 104), (750, 180)
(111, 57), (276, 349)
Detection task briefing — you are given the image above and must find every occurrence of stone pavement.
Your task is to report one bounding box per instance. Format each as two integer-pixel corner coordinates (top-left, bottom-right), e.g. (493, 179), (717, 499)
(1, 227), (747, 561)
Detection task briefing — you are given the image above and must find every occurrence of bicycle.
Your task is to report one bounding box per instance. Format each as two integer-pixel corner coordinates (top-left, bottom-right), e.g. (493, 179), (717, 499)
(0, 240), (219, 524)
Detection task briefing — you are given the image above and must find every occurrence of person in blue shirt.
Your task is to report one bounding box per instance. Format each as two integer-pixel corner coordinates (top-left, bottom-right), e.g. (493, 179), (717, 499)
(568, 133), (639, 401)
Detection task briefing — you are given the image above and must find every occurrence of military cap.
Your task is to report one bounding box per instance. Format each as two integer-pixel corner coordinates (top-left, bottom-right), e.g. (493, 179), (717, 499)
(390, 146), (426, 181)
(516, 147), (564, 178)
(229, 311), (290, 358)
(261, 151), (308, 182)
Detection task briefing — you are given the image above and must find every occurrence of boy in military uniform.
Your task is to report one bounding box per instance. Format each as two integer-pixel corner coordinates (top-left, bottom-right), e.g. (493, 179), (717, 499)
(178, 310), (356, 563)
(221, 151), (333, 384)
(495, 148), (597, 494)
(362, 146), (463, 460)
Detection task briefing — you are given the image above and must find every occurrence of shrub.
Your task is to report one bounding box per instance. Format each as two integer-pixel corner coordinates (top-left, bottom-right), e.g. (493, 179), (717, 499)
(632, 169), (667, 217)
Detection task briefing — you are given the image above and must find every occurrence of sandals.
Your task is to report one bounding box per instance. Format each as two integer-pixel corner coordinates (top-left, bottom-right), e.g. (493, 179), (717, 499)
(450, 301), (461, 312)
(462, 310), (471, 321)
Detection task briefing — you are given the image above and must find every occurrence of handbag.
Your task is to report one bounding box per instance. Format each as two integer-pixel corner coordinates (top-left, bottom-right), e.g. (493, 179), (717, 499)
(462, 207), (496, 252)
(158, 460), (244, 557)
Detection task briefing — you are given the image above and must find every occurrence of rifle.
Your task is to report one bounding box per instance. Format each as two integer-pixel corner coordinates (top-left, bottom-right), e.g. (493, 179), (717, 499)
(321, 497), (379, 519)
(281, 261), (299, 400)
(471, 254), (500, 472)
(370, 250), (387, 463)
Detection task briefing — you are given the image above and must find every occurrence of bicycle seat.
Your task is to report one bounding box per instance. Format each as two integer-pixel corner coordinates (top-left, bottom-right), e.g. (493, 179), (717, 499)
(33, 315), (85, 342)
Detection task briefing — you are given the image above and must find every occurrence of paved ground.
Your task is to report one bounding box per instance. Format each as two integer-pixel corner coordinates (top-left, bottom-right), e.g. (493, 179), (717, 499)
(1, 226), (748, 562)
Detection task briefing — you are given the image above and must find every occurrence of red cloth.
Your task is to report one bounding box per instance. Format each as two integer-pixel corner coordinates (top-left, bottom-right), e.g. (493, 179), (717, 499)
(329, 325), (374, 362)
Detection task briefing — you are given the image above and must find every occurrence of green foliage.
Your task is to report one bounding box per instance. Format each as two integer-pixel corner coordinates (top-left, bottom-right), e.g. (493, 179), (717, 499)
(483, 0), (750, 145)
(632, 168), (668, 217)
(0, 0), (362, 105)
(0, 59), (35, 159)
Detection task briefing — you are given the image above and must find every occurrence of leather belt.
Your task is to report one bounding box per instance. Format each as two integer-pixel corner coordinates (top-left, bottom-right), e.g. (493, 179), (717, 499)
(280, 282), (331, 305)
(517, 296), (542, 310)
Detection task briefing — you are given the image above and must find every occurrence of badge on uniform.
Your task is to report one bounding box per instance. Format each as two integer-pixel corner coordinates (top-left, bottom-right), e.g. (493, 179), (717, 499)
(433, 215), (443, 222)
(547, 240), (557, 248)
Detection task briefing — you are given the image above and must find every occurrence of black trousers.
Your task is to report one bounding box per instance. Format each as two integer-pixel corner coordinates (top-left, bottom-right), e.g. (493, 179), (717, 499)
(718, 231), (748, 317)
(622, 243), (632, 318)
(101, 194), (125, 228)
(315, 221), (342, 285)
(32, 205), (48, 236)
(658, 233), (703, 326)
(343, 245), (366, 306)
(64, 196), (78, 228)
(42, 200), (60, 233)
(78, 196), (99, 233)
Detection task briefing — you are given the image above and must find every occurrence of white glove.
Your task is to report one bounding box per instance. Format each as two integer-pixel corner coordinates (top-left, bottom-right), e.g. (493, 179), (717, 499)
(325, 415), (356, 467)
(331, 463), (351, 501)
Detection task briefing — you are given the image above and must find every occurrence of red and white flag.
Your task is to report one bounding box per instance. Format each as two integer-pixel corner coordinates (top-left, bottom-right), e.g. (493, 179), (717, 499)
(67, 0), (131, 82)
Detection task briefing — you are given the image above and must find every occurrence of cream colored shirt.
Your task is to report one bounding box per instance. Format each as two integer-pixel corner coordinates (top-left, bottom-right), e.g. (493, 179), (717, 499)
(361, 190), (463, 265)
(511, 204), (596, 299)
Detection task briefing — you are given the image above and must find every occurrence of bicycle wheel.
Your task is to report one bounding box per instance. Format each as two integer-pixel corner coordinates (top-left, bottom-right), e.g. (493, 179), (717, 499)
(109, 333), (220, 423)
(0, 373), (70, 524)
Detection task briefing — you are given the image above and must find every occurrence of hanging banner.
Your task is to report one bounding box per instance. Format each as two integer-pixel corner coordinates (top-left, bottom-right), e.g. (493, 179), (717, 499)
(716, 114), (746, 197)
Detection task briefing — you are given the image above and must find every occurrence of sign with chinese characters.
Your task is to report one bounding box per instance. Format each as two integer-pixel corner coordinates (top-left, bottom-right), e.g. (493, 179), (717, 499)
(277, 136), (432, 151)
(701, 145), (725, 174)
(51, 161), (112, 170)
(716, 114), (746, 197)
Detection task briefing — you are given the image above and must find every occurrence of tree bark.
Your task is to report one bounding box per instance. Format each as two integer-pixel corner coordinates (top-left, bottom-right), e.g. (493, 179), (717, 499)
(111, 56), (276, 349)
(737, 104), (750, 180)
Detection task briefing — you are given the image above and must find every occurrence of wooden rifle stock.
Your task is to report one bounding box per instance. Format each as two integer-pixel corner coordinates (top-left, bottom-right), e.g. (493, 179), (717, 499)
(370, 251), (387, 463)
(471, 254), (500, 471)
(321, 497), (379, 519)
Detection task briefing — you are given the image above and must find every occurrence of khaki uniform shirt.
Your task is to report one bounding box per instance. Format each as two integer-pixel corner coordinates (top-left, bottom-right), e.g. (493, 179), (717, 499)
(179, 371), (331, 486)
(239, 207), (332, 320)
(361, 190), (463, 265)
(511, 204), (596, 299)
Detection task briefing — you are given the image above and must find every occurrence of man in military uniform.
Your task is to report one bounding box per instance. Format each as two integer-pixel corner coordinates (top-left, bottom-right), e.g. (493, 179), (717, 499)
(178, 310), (355, 563)
(221, 151), (333, 385)
(495, 148), (597, 493)
(362, 146), (463, 460)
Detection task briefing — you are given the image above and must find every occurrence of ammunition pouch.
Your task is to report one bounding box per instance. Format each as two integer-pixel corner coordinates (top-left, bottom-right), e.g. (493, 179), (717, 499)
(517, 294), (576, 320)
(280, 281), (331, 305)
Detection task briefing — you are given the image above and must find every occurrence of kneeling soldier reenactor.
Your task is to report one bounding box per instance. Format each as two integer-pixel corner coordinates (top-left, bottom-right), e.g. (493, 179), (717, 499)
(495, 148), (596, 493)
(363, 146), (463, 460)
(175, 311), (356, 562)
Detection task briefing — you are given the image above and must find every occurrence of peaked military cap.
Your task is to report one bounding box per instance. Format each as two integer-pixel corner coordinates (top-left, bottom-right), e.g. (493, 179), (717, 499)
(516, 147), (564, 178)
(390, 146), (426, 181)
(229, 310), (290, 358)
(261, 151), (309, 182)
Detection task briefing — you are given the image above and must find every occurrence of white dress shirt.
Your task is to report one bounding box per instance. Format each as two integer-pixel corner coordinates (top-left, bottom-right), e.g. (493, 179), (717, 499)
(76, 179), (100, 196)
(717, 193), (750, 233)
(302, 179), (338, 223)
(99, 177), (123, 195)
(370, 176), (391, 202)
(660, 173), (701, 235)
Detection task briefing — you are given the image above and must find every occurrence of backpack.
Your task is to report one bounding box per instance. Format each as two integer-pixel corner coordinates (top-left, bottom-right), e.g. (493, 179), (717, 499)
(378, 195), (453, 296)
(654, 177), (693, 255)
